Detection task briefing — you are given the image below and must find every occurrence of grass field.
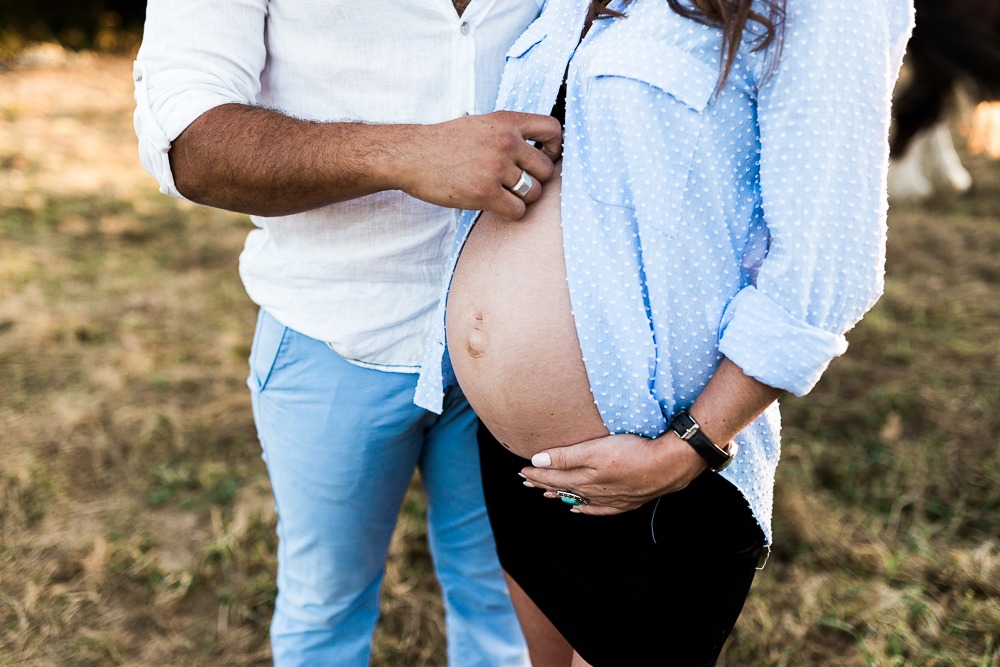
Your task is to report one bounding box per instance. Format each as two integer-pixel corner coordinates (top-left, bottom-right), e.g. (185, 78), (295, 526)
(1, 48), (998, 666)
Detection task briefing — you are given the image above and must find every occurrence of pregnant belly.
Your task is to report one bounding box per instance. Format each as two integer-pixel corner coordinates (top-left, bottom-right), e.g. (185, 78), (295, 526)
(446, 164), (610, 459)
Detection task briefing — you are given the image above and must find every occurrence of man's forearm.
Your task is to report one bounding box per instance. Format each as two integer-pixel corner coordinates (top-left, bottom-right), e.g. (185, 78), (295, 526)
(168, 104), (563, 219)
(169, 104), (409, 216)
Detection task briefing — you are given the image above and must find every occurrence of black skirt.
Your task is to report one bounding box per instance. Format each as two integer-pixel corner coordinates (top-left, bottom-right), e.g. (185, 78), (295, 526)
(478, 422), (767, 667)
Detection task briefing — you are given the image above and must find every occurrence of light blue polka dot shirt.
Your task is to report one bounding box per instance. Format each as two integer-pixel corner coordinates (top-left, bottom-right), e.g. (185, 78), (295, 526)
(416, 0), (914, 544)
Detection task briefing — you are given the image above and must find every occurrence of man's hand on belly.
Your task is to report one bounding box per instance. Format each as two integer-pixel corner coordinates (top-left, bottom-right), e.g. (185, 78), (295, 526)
(519, 433), (708, 516)
(392, 111), (562, 221)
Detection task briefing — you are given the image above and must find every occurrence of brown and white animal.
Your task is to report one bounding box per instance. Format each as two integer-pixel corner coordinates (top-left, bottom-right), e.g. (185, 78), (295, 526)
(888, 0), (1000, 201)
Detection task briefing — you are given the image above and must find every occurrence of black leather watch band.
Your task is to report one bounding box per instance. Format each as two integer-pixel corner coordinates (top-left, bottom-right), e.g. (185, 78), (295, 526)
(668, 410), (737, 472)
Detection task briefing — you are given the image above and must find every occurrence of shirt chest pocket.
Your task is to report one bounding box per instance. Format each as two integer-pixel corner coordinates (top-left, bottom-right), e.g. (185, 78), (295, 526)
(576, 37), (718, 240)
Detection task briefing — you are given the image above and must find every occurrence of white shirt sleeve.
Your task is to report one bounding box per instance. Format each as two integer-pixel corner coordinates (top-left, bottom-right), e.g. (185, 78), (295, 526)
(132, 0), (268, 198)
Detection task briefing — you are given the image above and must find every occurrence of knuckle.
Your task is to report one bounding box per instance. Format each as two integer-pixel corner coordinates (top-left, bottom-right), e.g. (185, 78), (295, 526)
(536, 158), (555, 181)
(489, 156), (511, 178)
(542, 156), (559, 168)
(495, 133), (519, 153)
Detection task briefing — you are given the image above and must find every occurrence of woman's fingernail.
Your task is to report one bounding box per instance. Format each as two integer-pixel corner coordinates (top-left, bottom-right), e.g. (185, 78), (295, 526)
(522, 480), (535, 488)
(531, 452), (551, 468)
(543, 491), (555, 498)
(517, 472), (526, 478)
(569, 508), (581, 514)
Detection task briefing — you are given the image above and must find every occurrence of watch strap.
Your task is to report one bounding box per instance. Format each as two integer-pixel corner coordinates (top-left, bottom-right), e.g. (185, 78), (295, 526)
(668, 410), (736, 472)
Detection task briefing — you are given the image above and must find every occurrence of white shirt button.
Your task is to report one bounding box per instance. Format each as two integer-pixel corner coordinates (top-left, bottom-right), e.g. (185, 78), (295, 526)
(460, 21), (471, 35)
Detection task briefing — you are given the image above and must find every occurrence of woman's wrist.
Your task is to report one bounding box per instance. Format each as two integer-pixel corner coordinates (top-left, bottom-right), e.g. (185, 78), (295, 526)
(669, 409), (738, 472)
(652, 431), (709, 494)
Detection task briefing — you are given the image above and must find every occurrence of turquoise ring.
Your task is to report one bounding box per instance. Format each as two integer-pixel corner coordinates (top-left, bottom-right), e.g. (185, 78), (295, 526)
(554, 489), (589, 506)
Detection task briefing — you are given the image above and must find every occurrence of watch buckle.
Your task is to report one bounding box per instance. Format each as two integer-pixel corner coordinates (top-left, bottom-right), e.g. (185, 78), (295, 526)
(679, 424), (699, 440)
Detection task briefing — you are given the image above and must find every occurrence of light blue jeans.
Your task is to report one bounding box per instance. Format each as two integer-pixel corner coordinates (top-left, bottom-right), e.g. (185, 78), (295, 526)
(247, 309), (528, 666)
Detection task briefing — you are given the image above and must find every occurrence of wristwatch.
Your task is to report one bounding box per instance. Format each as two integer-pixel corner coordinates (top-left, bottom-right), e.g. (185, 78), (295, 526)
(668, 410), (737, 472)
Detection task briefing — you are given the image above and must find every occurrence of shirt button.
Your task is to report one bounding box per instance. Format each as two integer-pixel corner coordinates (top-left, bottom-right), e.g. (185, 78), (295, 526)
(460, 21), (471, 35)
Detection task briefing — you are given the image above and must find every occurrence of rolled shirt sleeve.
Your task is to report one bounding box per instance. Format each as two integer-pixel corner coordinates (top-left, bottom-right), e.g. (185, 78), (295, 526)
(132, 0), (268, 199)
(719, 0), (911, 396)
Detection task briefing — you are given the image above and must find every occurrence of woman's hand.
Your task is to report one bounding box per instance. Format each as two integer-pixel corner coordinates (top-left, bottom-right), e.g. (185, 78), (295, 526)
(520, 432), (708, 516)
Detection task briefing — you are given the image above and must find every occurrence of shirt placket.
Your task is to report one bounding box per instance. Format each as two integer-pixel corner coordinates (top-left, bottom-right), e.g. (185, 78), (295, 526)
(451, 16), (478, 117)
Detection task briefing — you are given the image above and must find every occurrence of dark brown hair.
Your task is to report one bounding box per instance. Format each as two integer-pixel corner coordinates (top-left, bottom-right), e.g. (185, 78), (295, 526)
(594, 0), (786, 86)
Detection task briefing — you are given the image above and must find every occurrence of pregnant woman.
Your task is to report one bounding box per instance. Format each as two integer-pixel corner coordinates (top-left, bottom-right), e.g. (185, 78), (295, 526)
(417, 0), (913, 664)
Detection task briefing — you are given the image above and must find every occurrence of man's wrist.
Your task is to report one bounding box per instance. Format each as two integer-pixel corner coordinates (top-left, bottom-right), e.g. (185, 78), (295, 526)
(362, 123), (421, 194)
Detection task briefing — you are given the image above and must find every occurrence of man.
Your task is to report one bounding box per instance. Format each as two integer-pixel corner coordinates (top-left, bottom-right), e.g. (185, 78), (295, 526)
(133, 1), (562, 665)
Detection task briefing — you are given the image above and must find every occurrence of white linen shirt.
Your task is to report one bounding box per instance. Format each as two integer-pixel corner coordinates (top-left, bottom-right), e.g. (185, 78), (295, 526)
(416, 0), (914, 543)
(134, 0), (543, 371)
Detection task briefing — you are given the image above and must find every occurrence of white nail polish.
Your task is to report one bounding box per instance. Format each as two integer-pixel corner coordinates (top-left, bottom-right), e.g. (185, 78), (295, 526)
(522, 481), (535, 488)
(531, 452), (551, 467)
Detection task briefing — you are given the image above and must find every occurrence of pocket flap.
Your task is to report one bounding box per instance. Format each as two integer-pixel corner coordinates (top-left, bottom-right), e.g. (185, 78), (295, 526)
(505, 23), (548, 59)
(583, 35), (718, 112)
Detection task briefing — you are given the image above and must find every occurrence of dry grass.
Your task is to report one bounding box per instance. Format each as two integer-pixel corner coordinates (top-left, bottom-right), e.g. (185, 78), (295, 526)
(726, 151), (1000, 666)
(1, 47), (998, 666)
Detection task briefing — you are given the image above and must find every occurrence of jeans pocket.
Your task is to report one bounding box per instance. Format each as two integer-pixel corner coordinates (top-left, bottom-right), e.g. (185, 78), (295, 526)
(248, 309), (289, 393)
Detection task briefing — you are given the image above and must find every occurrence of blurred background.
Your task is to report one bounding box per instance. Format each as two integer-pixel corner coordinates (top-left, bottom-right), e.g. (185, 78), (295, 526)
(0, 1), (145, 57)
(1, 4), (998, 666)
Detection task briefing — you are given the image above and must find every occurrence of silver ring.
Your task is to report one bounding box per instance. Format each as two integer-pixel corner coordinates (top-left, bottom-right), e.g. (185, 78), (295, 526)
(554, 489), (590, 506)
(508, 170), (533, 198)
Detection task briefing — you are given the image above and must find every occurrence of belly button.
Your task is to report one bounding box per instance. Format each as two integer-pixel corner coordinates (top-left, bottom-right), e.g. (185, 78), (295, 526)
(466, 328), (488, 358)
